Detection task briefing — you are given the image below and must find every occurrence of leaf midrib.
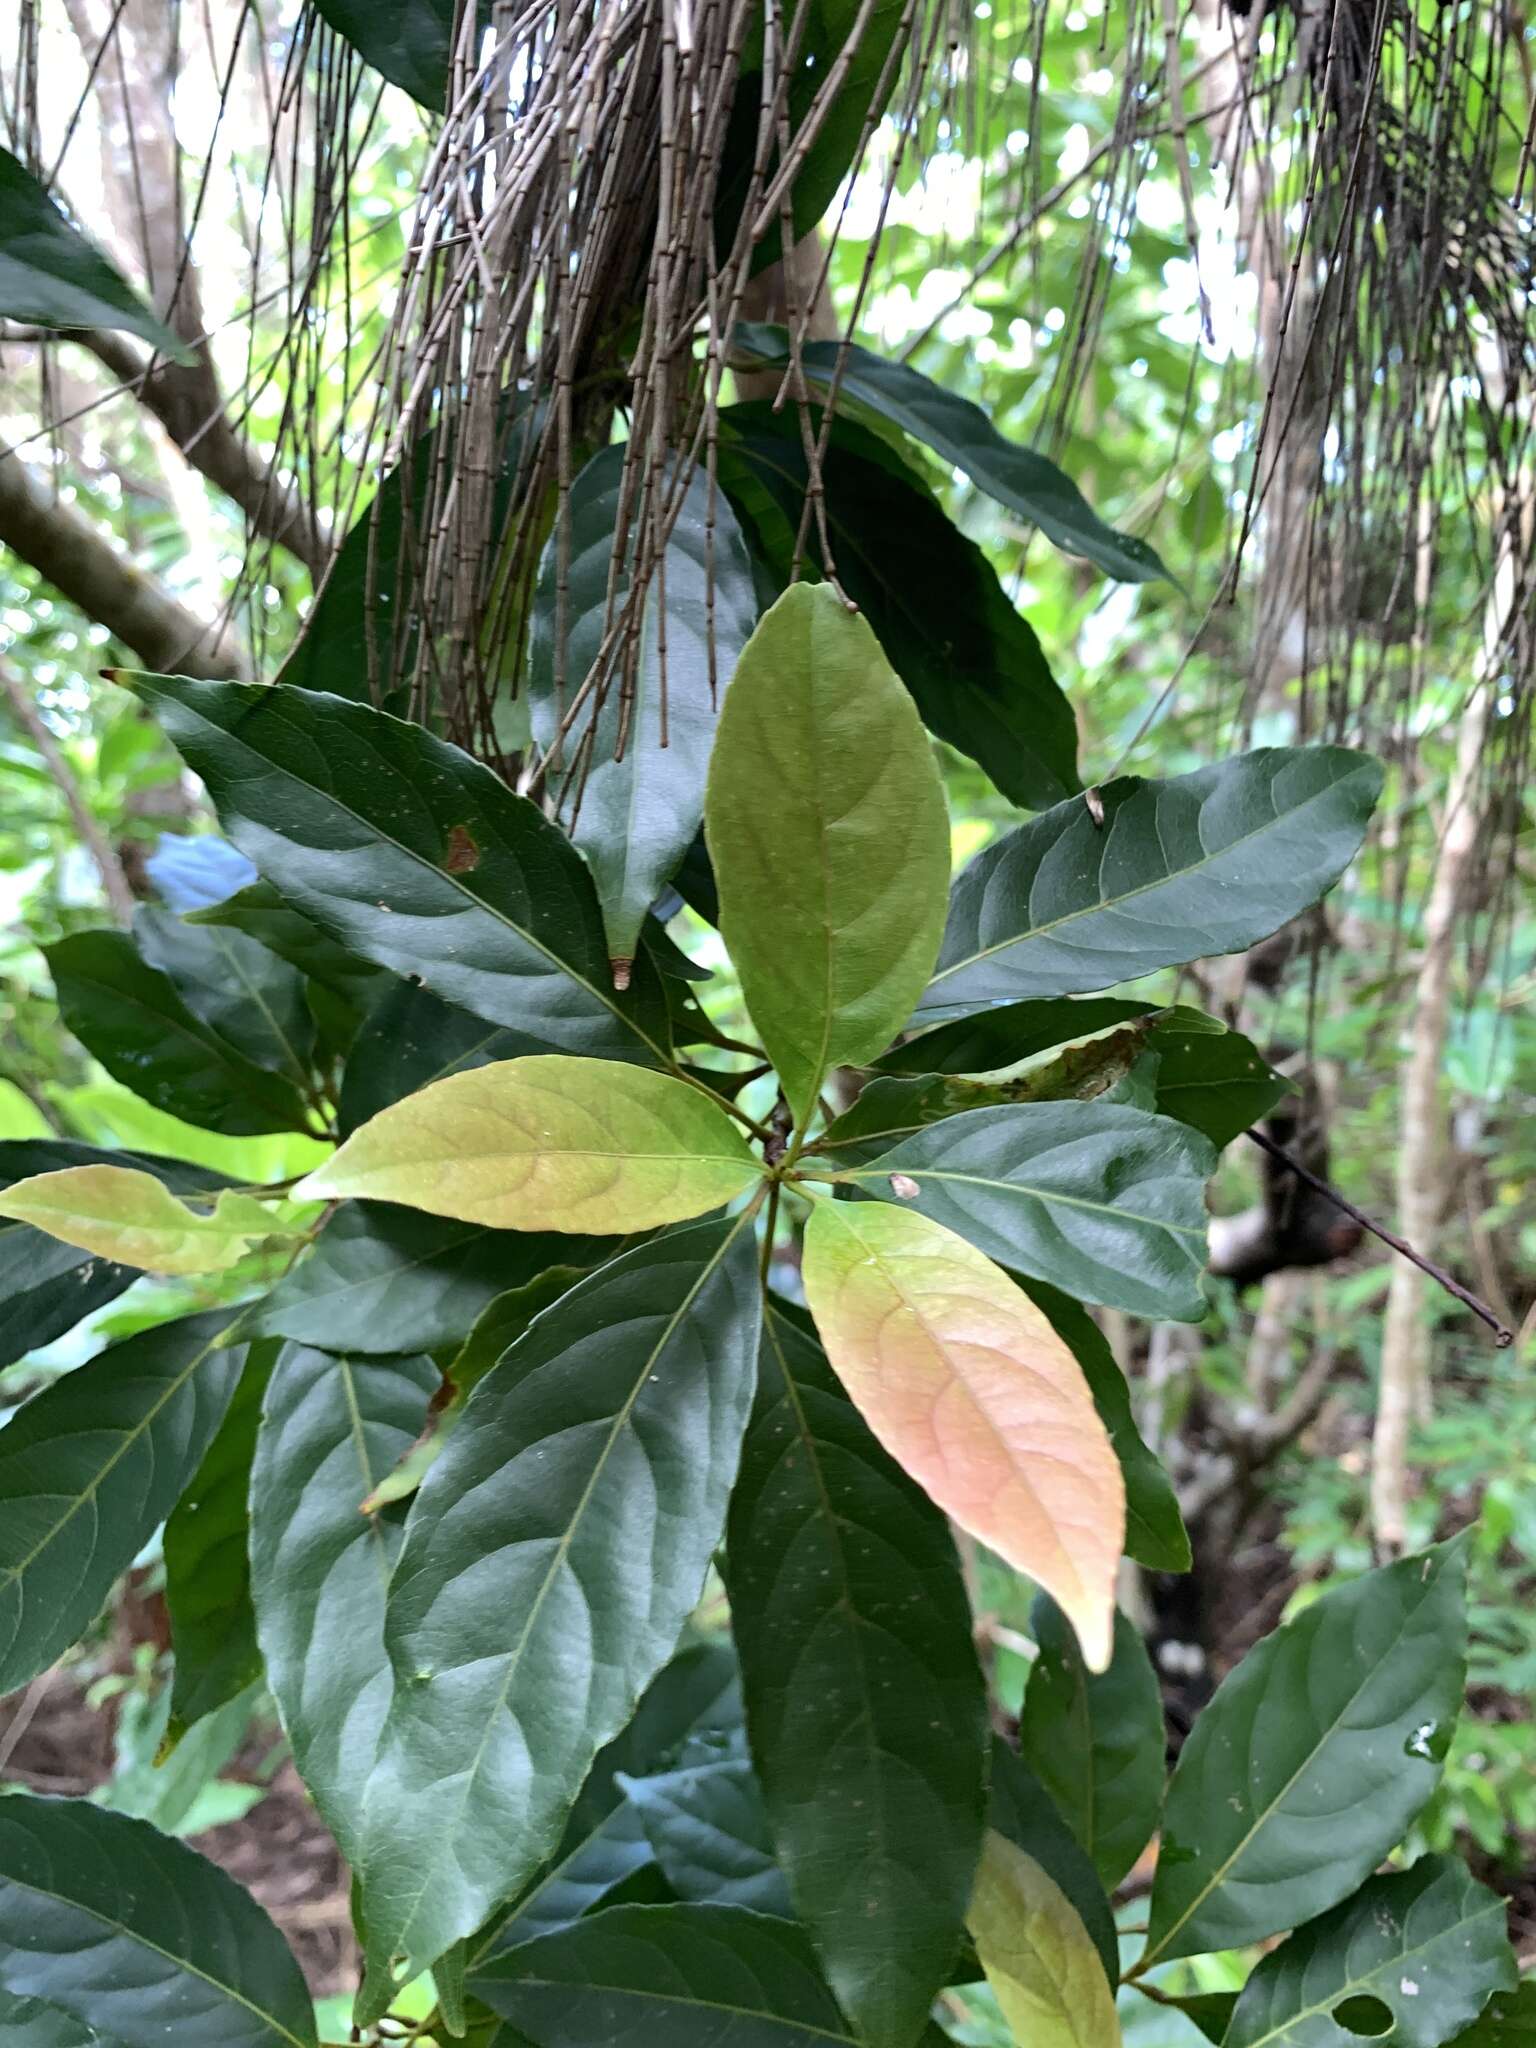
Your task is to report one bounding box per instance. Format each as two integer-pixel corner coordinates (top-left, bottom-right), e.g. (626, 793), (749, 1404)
(841, 1164), (1207, 1241)
(928, 765), (1363, 990)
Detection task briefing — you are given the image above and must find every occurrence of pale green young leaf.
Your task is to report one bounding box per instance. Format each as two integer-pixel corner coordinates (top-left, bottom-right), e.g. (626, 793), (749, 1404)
(967, 1829), (1123, 2048)
(705, 582), (950, 1127)
(298, 1055), (760, 1232)
(0, 1164), (297, 1275)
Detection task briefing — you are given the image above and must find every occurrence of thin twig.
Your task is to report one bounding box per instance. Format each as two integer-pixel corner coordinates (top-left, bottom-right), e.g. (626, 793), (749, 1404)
(0, 664), (136, 925)
(1244, 1127), (1514, 1347)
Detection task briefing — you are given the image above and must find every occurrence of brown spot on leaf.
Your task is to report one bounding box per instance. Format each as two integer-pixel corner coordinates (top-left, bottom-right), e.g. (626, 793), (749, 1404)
(444, 824), (480, 873)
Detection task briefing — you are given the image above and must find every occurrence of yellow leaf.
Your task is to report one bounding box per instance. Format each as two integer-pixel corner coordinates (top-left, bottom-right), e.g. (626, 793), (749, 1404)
(298, 1055), (762, 1233)
(969, 1830), (1123, 2048)
(0, 1165), (292, 1276)
(801, 1198), (1122, 1669)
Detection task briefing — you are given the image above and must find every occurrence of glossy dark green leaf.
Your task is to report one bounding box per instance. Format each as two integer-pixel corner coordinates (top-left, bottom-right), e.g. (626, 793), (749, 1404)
(839, 1101), (1215, 1322)
(248, 1345), (438, 1866)
(1022, 1280), (1189, 1573)
(473, 1903), (952, 2046)
(1020, 1596), (1164, 1891)
(724, 1304), (986, 2048)
(163, 1343), (277, 1739)
(45, 930), (314, 1135)
(356, 1219), (762, 2004)
(1144, 1536), (1471, 1964)
(0, 146), (179, 353)
(0, 1142), (222, 1370)
(731, 326), (1170, 583)
(987, 1741), (1119, 1989)
(877, 997), (1157, 1078)
(247, 1200), (614, 1355)
(918, 751), (1384, 1019)
(0, 1795), (315, 2047)
(310, 0), (459, 106)
(134, 908), (315, 1087)
(1444, 1981), (1536, 2048)
(1145, 1009), (1290, 1148)
(618, 1757), (789, 1916)
(339, 979), (524, 1134)
(478, 1641), (742, 1959)
(186, 880), (384, 996)
(718, 406), (1078, 810)
(529, 446), (758, 966)
(0, 1990), (97, 2048)
(1224, 1857), (1517, 2048)
(0, 1311), (243, 1696)
(121, 674), (671, 1064)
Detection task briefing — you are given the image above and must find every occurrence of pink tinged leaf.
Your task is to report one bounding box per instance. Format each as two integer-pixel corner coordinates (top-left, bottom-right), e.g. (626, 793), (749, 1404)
(802, 1197), (1123, 1670)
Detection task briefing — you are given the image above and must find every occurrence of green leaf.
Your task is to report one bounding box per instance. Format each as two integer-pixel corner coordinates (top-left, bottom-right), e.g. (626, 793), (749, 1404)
(248, 1345), (438, 1866)
(338, 980), (524, 1135)
(877, 997), (1157, 1078)
(1145, 1009), (1291, 1147)
(186, 881), (384, 997)
(988, 1740), (1119, 1990)
(120, 674), (671, 1065)
(0, 1794), (316, 2047)
(478, 1641), (742, 1957)
(472, 1903), (952, 2046)
(0, 1141), (222, 1370)
(0, 1990), (97, 2048)
(310, 0), (459, 107)
(1223, 1857), (1517, 2048)
(356, 1218), (762, 2004)
(617, 1758), (789, 1915)
(134, 908), (316, 1087)
(1020, 1282), (1190, 1574)
(1020, 1597), (1164, 1891)
(0, 146), (181, 354)
(835, 1101), (1216, 1323)
(300, 1056), (761, 1232)
(1144, 1537), (1471, 1965)
(1444, 1982), (1536, 2048)
(724, 1303), (986, 2048)
(0, 1166), (296, 1275)
(164, 1344), (277, 1738)
(718, 406), (1078, 810)
(0, 1311), (244, 1697)
(94, 1681), (260, 1837)
(966, 1829), (1123, 2048)
(704, 583), (950, 1126)
(246, 1201), (614, 1355)
(918, 751), (1384, 1019)
(45, 930), (315, 1136)
(529, 446), (759, 967)
(731, 325), (1169, 584)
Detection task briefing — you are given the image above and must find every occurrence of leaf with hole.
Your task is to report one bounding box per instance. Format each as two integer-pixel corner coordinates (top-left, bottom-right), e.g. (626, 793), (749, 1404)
(1144, 1536), (1470, 1965)
(471, 1903), (952, 2046)
(724, 1302), (986, 2048)
(918, 751), (1383, 1020)
(802, 1197), (1122, 1670)
(731, 325), (1169, 584)
(1223, 1856), (1516, 2048)
(163, 1343), (277, 1739)
(120, 673), (671, 1065)
(355, 1218), (761, 2005)
(0, 1794), (316, 2047)
(529, 445), (758, 968)
(1020, 1596), (1164, 1891)
(718, 405), (1079, 810)
(966, 1829), (1123, 2048)
(0, 1311), (244, 1697)
(0, 146), (181, 354)
(300, 1056), (761, 1232)
(836, 1100), (1215, 1323)
(705, 583), (950, 1126)
(0, 1166), (296, 1275)
(248, 1346), (439, 1868)
(45, 930), (315, 1136)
